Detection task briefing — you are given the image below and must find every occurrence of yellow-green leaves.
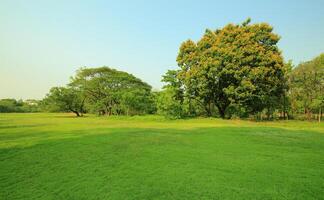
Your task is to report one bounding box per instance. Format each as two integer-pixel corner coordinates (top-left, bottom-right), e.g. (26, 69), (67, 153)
(175, 19), (285, 118)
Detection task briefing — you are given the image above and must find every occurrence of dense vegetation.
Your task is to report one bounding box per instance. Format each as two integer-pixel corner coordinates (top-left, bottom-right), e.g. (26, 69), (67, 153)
(0, 113), (323, 199)
(158, 20), (323, 120)
(1, 20), (323, 121)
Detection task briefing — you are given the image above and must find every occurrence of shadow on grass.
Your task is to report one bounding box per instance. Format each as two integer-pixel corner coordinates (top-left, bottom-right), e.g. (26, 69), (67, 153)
(0, 124), (49, 129)
(1, 126), (324, 200)
(51, 115), (87, 118)
(1, 125), (324, 150)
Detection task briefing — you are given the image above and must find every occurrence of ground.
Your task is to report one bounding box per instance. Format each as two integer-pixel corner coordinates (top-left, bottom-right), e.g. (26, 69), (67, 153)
(0, 113), (324, 200)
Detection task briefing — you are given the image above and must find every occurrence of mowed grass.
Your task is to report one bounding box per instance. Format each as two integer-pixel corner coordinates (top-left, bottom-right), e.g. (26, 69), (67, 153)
(0, 113), (324, 200)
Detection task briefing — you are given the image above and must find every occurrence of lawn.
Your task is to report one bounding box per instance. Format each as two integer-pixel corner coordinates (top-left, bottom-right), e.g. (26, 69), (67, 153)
(0, 113), (324, 199)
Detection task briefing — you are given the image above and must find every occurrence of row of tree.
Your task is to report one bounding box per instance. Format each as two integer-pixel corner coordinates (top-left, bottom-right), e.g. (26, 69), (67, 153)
(1, 19), (322, 121)
(156, 19), (323, 121)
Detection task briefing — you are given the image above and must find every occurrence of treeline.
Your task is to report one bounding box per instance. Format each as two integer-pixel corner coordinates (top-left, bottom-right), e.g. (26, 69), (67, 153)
(157, 55), (323, 121)
(289, 55), (324, 120)
(1, 19), (323, 121)
(0, 99), (41, 113)
(156, 19), (323, 121)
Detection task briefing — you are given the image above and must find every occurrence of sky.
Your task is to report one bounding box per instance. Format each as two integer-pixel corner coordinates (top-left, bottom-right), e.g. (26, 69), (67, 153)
(0, 0), (323, 99)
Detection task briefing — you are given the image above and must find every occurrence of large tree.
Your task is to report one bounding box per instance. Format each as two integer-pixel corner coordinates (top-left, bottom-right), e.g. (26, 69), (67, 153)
(70, 67), (153, 116)
(176, 19), (285, 118)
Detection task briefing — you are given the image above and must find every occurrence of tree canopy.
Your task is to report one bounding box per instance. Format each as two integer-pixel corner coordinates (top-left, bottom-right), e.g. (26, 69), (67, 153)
(289, 54), (324, 121)
(44, 67), (155, 116)
(171, 19), (286, 118)
(44, 87), (85, 116)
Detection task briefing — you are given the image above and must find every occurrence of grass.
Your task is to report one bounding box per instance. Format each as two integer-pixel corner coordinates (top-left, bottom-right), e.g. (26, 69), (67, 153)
(0, 113), (324, 199)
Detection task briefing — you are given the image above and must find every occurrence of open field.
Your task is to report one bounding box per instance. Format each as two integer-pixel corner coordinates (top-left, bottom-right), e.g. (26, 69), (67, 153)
(0, 113), (324, 199)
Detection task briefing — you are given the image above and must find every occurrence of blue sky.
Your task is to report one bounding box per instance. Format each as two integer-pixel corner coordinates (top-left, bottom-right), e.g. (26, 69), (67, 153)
(0, 0), (323, 99)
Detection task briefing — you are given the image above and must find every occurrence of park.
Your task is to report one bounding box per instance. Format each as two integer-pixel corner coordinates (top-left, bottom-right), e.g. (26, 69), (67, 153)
(1, 1), (324, 199)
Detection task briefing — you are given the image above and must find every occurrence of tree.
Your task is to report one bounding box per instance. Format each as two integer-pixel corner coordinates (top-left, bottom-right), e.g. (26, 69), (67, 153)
(44, 86), (85, 116)
(156, 88), (184, 119)
(290, 53), (324, 121)
(279, 61), (293, 120)
(176, 19), (285, 118)
(161, 70), (184, 101)
(21, 99), (42, 112)
(0, 99), (41, 113)
(0, 99), (23, 112)
(70, 67), (154, 116)
(120, 89), (156, 115)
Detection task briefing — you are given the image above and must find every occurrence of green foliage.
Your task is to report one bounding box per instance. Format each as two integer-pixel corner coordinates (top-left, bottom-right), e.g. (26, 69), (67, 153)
(0, 99), (41, 113)
(156, 88), (184, 119)
(44, 87), (85, 116)
(120, 89), (156, 115)
(0, 99), (22, 112)
(42, 66), (156, 116)
(289, 53), (324, 120)
(165, 19), (286, 119)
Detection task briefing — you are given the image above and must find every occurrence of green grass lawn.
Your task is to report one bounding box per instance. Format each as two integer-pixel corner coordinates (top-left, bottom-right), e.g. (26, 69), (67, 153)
(0, 113), (324, 199)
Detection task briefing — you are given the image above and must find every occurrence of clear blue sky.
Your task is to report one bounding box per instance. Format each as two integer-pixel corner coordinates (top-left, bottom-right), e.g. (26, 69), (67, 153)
(1, 0), (323, 99)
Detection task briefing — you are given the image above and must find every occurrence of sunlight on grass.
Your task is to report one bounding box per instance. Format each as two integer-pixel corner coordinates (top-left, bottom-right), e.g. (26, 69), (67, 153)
(0, 113), (324, 199)
(0, 113), (323, 149)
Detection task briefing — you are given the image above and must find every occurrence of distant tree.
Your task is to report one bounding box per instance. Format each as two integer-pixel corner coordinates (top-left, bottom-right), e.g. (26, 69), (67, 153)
(44, 87), (85, 116)
(120, 89), (156, 115)
(21, 99), (42, 112)
(0, 99), (42, 113)
(277, 61), (293, 120)
(156, 88), (184, 119)
(161, 70), (184, 101)
(0, 99), (22, 112)
(159, 69), (203, 117)
(175, 19), (285, 118)
(290, 53), (324, 121)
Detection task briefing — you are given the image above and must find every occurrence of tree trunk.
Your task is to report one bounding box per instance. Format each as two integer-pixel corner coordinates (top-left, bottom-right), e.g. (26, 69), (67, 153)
(217, 105), (226, 119)
(72, 110), (80, 117)
(68, 106), (80, 117)
(267, 107), (271, 120)
(319, 107), (322, 123)
(79, 98), (86, 117)
(306, 109), (311, 121)
(219, 109), (225, 119)
(216, 102), (229, 119)
(283, 95), (287, 120)
(205, 103), (212, 117)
